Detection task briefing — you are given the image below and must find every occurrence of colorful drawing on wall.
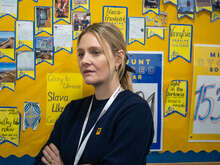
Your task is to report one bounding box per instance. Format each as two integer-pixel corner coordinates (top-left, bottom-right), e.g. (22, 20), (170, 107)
(0, 107), (21, 146)
(168, 24), (193, 62)
(16, 21), (34, 50)
(23, 102), (41, 131)
(127, 51), (163, 151)
(53, 0), (71, 23)
(146, 11), (167, 39)
(46, 73), (83, 125)
(164, 80), (188, 117)
(0, 0), (18, 19)
(35, 36), (53, 65)
(164, 0), (177, 5)
(143, 0), (160, 15)
(0, 31), (15, 60)
(16, 51), (35, 80)
(72, 0), (89, 11)
(128, 17), (145, 45)
(0, 62), (16, 91)
(35, 6), (53, 35)
(189, 44), (220, 142)
(195, 0), (213, 12)
(211, 0), (220, 22)
(54, 24), (72, 53)
(103, 6), (128, 41)
(72, 12), (90, 40)
(177, 0), (195, 19)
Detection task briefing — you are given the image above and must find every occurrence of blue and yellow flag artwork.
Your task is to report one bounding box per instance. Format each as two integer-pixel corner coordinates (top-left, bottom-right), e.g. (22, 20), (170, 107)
(72, 0), (90, 11)
(143, 0), (160, 15)
(0, 62), (16, 91)
(177, 0), (195, 19)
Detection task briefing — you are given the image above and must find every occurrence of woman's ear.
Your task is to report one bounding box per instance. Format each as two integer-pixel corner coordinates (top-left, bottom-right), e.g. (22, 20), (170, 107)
(115, 49), (125, 68)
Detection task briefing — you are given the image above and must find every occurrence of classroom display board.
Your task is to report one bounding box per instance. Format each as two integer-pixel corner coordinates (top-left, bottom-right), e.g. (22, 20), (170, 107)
(0, 0), (220, 158)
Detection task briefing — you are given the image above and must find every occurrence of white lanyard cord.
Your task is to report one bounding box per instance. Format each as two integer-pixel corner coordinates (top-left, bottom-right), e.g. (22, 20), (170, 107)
(73, 85), (122, 165)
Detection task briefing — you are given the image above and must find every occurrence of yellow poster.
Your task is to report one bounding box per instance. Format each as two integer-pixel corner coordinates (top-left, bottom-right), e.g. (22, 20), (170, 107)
(103, 6), (127, 41)
(189, 44), (220, 142)
(46, 73), (83, 125)
(165, 80), (188, 117)
(168, 24), (193, 62)
(0, 107), (20, 146)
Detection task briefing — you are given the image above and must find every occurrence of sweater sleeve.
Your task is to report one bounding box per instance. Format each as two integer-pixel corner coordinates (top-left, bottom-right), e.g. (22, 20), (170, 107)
(34, 102), (73, 165)
(101, 102), (154, 165)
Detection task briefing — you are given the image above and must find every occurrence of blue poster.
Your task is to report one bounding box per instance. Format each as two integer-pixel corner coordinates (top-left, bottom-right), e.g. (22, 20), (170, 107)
(127, 51), (163, 151)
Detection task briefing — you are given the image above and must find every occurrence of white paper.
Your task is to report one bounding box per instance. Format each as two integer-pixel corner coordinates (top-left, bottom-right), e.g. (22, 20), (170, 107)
(1, 0), (17, 15)
(17, 51), (35, 71)
(129, 17), (145, 39)
(132, 83), (158, 143)
(193, 75), (220, 134)
(17, 21), (33, 41)
(54, 24), (72, 48)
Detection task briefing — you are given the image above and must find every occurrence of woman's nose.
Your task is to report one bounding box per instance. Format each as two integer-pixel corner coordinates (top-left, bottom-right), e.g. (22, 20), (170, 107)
(81, 52), (92, 65)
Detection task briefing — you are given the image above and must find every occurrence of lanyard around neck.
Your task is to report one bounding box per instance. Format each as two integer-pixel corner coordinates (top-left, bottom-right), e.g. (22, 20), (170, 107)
(73, 85), (122, 165)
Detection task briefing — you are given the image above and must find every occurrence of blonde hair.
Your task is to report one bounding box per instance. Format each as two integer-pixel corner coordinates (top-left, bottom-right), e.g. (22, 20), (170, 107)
(77, 22), (133, 91)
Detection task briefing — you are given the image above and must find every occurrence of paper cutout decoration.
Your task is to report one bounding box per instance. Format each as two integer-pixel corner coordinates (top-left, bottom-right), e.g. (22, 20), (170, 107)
(145, 11), (167, 39)
(168, 24), (193, 63)
(16, 21), (34, 50)
(0, 62), (16, 91)
(23, 102), (41, 131)
(16, 51), (35, 80)
(165, 80), (188, 117)
(143, 0), (160, 15)
(128, 17), (145, 45)
(211, 1), (220, 22)
(103, 6), (128, 41)
(163, 0), (177, 5)
(35, 36), (54, 65)
(195, 0), (213, 12)
(72, 11), (90, 40)
(46, 73), (83, 125)
(0, 31), (15, 60)
(147, 27), (165, 39)
(72, 0), (90, 11)
(54, 24), (72, 53)
(35, 6), (53, 36)
(0, 107), (21, 146)
(189, 44), (220, 142)
(53, 0), (71, 24)
(0, 0), (18, 19)
(177, 0), (195, 19)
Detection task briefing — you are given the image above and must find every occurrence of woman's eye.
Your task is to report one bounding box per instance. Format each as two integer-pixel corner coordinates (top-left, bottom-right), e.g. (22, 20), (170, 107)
(91, 50), (101, 55)
(77, 52), (84, 57)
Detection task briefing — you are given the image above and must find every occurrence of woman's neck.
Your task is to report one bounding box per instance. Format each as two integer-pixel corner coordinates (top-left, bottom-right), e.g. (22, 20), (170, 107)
(94, 79), (120, 100)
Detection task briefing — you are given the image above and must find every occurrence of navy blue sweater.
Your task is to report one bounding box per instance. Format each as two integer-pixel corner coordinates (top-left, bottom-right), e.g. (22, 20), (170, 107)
(34, 90), (154, 165)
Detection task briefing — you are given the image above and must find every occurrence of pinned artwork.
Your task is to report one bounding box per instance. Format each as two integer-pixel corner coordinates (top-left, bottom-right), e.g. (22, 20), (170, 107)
(211, 0), (220, 22)
(23, 102), (41, 131)
(0, 31), (15, 60)
(0, 0), (18, 19)
(35, 37), (53, 65)
(177, 0), (195, 19)
(0, 62), (16, 91)
(53, 0), (71, 24)
(72, 0), (90, 11)
(143, 0), (160, 15)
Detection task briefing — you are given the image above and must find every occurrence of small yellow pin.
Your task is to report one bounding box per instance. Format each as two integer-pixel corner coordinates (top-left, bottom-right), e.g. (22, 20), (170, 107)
(96, 128), (102, 135)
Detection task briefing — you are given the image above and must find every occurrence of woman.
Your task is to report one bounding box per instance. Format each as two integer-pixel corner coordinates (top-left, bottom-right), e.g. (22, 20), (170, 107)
(34, 22), (154, 165)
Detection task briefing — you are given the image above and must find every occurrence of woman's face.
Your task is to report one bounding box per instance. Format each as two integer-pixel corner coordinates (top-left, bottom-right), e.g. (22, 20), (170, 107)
(77, 32), (116, 87)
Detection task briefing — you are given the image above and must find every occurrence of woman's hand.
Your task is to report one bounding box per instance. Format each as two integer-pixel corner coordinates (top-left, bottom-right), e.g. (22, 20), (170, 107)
(41, 143), (64, 165)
